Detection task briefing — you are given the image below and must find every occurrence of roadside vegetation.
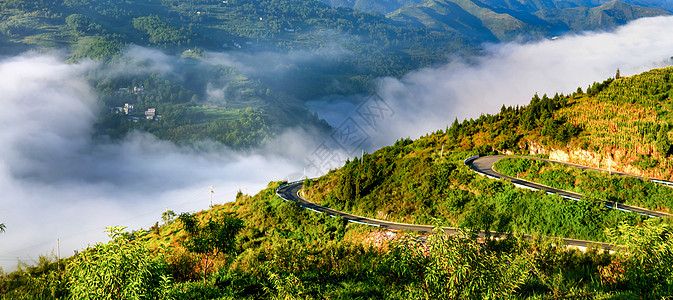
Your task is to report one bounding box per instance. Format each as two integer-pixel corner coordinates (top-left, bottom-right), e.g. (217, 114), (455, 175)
(304, 139), (646, 243)
(494, 157), (673, 213)
(2, 181), (673, 299)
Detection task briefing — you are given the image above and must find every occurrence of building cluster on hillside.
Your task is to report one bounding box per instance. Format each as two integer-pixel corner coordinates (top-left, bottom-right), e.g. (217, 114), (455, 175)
(113, 103), (135, 115)
(145, 108), (157, 120)
(111, 103), (159, 121)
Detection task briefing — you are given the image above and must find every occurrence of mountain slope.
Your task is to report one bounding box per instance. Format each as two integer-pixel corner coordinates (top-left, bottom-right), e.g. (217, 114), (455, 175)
(305, 66), (673, 241)
(389, 0), (669, 41)
(5, 69), (673, 300)
(7, 179), (673, 298)
(388, 0), (538, 41)
(535, 0), (669, 31)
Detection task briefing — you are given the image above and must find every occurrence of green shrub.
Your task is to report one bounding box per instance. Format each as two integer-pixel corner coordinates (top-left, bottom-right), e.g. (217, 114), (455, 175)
(66, 226), (171, 299)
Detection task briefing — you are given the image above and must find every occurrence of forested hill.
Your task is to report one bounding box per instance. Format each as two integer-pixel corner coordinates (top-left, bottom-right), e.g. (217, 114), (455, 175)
(388, 0), (669, 42)
(5, 69), (673, 298)
(0, 0), (469, 148)
(304, 66), (673, 241)
(1, 0), (668, 87)
(1, 0), (670, 149)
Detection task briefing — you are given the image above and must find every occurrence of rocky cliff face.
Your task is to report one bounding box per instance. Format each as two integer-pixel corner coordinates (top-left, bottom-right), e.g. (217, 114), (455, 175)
(525, 141), (672, 180)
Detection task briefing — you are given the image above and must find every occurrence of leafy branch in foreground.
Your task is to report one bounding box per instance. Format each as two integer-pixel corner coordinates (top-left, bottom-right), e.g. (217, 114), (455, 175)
(602, 220), (673, 295)
(66, 226), (171, 299)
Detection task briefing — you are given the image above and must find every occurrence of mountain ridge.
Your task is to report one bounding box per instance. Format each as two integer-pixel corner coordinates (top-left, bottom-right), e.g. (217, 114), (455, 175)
(388, 0), (669, 41)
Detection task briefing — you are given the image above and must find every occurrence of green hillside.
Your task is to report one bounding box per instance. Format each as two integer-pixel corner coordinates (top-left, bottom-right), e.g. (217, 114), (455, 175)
(4, 1), (673, 297)
(90, 59), (331, 148)
(305, 66), (673, 241)
(558, 67), (673, 178)
(1, 0), (669, 149)
(0, 0), (471, 82)
(0, 0), (471, 148)
(3, 181), (673, 298)
(5, 67), (673, 298)
(389, 0), (669, 41)
(534, 0), (670, 31)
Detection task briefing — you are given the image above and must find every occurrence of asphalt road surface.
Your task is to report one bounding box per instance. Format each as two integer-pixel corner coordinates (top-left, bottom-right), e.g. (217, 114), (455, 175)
(276, 180), (616, 250)
(467, 155), (670, 218)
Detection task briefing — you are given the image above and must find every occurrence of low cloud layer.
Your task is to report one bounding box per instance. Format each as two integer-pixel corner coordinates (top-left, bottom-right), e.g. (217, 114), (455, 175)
(2, 16), (673, 270)
(310, 16), (673, 149)
(0, 53), (315, 270)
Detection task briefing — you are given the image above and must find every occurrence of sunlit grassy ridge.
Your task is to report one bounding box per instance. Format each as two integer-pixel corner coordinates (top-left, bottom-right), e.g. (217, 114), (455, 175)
(306, 66), (673, 241)
(559, 67), (673, 177)
(305, 136), (649, 242)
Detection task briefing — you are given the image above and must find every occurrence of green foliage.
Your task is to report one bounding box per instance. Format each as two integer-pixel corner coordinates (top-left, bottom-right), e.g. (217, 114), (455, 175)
(0, 255), (67, 299)
(177, 212), (244, 280)
(162, 209), (177, 225)
(604, 220), (673, 296)
(381, 233), (530, 299)
(3, 182), (673, 298)
(179, 213), (244, 256)
(65, 14), (90, 34)
(560, 67), (673, 166)
(71, 35), (124, 61)
(66, 226), (171, 299)
(494, 157), (673, 211)
(132, 15), (190, 47)
(656, 124), (672, 156)
(307, 137), (643, 242)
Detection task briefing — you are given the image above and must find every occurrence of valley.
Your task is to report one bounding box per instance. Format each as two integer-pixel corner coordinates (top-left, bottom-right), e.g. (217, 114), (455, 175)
(2, 0), (673, 298)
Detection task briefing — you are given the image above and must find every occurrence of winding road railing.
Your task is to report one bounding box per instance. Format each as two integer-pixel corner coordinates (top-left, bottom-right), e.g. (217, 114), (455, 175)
(275, 179), (617, 250)
(465, 155), (671, 218)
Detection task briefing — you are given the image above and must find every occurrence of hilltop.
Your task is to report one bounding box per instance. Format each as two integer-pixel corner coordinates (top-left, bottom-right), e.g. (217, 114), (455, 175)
(304, 66), (673, 240)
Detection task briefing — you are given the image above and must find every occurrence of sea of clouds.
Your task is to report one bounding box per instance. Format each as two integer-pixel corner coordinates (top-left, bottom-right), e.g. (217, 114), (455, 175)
(1, 15), (673, 270)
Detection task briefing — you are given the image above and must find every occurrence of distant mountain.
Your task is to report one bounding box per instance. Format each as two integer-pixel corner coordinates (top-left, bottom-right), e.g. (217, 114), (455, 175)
(388, 0), (669, 41)
(388, 0), (547, 42)
(535, 0), (672, 31)
(320, 0), (427, 14)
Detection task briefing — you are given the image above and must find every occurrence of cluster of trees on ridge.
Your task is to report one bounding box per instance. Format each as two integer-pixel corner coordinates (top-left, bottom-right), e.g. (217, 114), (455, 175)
(304, 67), (673, 248)
(439, 67), (673, 177)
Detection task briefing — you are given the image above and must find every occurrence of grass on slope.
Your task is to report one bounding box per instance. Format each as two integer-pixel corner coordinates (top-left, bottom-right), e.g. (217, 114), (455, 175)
(558, 67), (673, 179)
(4, 181), (673, 298)
(305, 136), (647, 242)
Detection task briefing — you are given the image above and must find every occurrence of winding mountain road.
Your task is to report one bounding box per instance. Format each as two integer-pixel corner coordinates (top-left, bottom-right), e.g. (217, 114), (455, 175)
(276, 180), (616, 250)
(466, 155), (671, 218)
